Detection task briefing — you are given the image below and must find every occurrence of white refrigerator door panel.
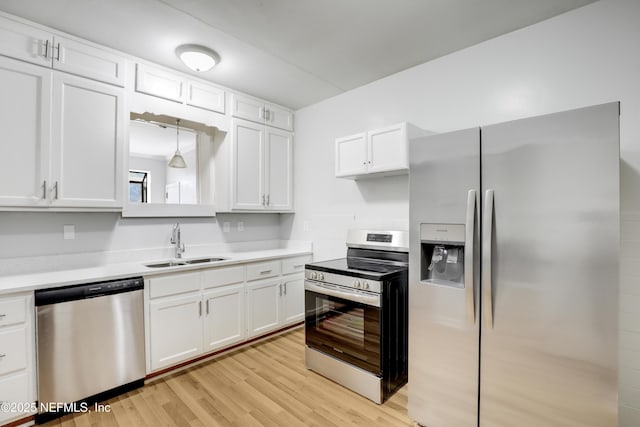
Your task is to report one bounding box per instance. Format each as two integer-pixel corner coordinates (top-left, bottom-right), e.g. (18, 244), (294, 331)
(409, 127), (481, 427)
(479, 102), (619, 427)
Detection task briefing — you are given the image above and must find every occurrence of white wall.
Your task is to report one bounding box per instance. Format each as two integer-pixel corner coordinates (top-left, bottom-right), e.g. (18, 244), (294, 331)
(284, 0), (640, 424)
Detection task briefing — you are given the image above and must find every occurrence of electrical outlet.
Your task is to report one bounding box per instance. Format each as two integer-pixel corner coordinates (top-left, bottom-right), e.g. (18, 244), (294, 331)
(303, 220), (311, 232)
(237, 221), (244, 232)
(63, 224), (75, 240)
(223, 222), (231, 233)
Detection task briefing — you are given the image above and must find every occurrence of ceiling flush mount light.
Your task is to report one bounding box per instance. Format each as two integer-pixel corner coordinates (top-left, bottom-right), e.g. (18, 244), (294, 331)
(175, 44), (220, 72)
(168, 119), (187, 168)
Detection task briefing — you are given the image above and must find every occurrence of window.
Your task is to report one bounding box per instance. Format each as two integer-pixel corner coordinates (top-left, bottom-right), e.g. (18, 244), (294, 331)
(129, 170), (149, 203)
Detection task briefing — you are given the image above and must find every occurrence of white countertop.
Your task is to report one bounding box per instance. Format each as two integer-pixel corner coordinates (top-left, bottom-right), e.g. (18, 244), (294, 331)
(0, 246), (312, 295)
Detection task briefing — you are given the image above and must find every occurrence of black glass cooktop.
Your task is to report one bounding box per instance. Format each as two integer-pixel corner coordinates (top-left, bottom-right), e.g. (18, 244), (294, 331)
(306, 257), (407, 279)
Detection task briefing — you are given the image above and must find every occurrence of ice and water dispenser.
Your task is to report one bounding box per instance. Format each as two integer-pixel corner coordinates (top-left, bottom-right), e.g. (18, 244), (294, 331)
(420, 223), (465, 288)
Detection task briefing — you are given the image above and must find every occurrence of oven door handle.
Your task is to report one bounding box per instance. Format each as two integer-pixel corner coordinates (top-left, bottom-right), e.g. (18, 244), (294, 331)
(305, 281), (381, 308)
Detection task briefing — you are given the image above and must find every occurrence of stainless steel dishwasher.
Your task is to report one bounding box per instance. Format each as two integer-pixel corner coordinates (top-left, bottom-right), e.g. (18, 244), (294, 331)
(35, 277), (145, 419)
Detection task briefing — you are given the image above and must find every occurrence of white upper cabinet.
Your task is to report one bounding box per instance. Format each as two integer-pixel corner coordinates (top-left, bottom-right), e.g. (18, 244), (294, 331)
(135, 63), (226, 114)
(0, 57), (51, 207)
(228, 119), (293, 211)
(335, 133), (367, 177)
(230, 94), (293, 131)
(135, 63), (184, 102)
(186, 80), (225, 114)
(335, 122), (428, 179)
(50, 73), (124, 208)
(0, 14), (126, 86)
(0, 56), (124, 210)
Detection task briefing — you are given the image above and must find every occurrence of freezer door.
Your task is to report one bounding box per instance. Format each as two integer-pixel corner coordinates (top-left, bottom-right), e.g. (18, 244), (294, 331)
(408, 127), (480, 427)
(480, 102), (619, 427)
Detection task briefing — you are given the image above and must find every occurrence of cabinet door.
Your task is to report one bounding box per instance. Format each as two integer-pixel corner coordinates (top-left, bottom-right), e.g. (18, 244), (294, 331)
(247, 279), (281, 338)
(53, 36), (126, 87)
(265, 103), (293, 131)
(50, 73), (124, 208)
(0, 15), (52, 67)
(265, 129), (293, 211)
(135, 63), (185, 103)
(149, 293), (203, 371)
(0, 57), (51, 207)
(335, 133), (367, 177)
(230, 94), (264, 124)
(367, 123), (408, 174)
(203, 284), (246, 351)
(0, 373), (32, 423)
(231, 119), (265, 210)
(186, 80), (225, 113)
(281, 277), (304, 326)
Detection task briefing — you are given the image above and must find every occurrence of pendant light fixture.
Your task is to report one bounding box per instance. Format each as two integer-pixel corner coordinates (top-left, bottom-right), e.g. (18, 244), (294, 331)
(168, 119), (187, 168)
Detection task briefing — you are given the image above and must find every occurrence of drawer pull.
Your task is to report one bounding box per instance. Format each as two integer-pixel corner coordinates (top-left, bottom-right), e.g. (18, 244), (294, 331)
(0, 314), (5, 319)
(294, 264), (304, 268)
(0, 354), (5, 358)
(260, 270), (272, 274)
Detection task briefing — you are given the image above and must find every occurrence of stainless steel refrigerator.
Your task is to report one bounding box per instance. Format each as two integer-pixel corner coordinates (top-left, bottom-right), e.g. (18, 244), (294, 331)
(408, 102), (619, 427)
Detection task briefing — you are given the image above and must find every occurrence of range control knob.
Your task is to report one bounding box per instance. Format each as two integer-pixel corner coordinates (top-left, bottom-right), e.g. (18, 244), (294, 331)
(310, 271), (318, 280)
(317, 273), (324, 281)
(353, 280), (361, 288)
(362, 281), (369, 290)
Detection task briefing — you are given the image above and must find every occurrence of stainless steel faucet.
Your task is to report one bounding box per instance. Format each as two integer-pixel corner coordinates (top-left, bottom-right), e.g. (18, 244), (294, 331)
(170, 222), (185, 258)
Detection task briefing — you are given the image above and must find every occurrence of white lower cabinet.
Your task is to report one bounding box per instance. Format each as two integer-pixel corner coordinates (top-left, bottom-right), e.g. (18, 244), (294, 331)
(282, 277), (305, 325)
(148, 293), (203, 371)
(246, 278), (281, 338)
(203, 284), (246, 351)
(0, 292), (36, 424)
(145, 256), (310, 374)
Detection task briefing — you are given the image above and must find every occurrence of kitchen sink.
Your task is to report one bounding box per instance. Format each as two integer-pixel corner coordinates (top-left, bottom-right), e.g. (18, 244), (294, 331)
(144, 257), (227, 268)
(145, 261), (187, 268)
(183, 257), (227, 264)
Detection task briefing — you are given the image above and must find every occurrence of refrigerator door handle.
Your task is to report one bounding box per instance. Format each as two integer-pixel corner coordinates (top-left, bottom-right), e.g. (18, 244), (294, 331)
(483, 189), (494, 328)
(465, 189), (477, 324)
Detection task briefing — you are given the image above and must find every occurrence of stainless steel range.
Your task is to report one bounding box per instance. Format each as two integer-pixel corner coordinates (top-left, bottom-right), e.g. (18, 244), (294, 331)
(304, 229), (408, 403)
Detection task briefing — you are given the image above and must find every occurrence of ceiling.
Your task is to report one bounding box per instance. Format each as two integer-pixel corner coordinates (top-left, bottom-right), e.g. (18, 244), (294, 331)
(130, 120), (196, 159)
(0, 0), (597, 109)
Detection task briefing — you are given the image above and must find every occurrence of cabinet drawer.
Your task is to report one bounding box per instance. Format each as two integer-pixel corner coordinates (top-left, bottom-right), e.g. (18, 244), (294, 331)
(282, 255), (312, 275)
(246, 260), (281, 281)
(148, 272), (201, 299)
(0, 296), (26, 327)
(202, 265), (245, 289)
(0, 372), (32, 422)
(0, 327), (27, 375)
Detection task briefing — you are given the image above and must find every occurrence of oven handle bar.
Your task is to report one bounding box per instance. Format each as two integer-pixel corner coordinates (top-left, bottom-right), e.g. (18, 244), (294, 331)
(305, 281), (381, 308)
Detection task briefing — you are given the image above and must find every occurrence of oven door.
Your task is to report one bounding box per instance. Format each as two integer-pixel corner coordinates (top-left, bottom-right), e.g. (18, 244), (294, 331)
(305, 280), (382, 375)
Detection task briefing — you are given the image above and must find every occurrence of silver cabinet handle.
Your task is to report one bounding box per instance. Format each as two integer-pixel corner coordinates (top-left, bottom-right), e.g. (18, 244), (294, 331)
(262, 194), (266, 206)
(283, 283), (287, 295)
(266, 194), (270, 206)
(0, 314), (5, 318)
(55, 42), (61, 61)
(199, 301), (202, 317)
(465, 189), (477, 325)
(42, 180), (47, 199)
(206, 299), (209, 315)
(53, 181), (59, 200)
(279, 283), (282, 296)
(0, 354), (6, 358)
(482, 189), (494, 329)
(264, 108), (271, 121)
(43, 39), (49, 58)
(260, 269), (272, 274)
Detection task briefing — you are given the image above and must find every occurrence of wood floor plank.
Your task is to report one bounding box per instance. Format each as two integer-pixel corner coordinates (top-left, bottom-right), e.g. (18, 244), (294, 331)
(42, 327), (412, 427)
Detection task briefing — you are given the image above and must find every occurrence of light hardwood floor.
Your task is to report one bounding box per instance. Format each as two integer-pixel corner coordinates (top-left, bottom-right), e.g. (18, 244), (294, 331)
(43, 327), (412, 426)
